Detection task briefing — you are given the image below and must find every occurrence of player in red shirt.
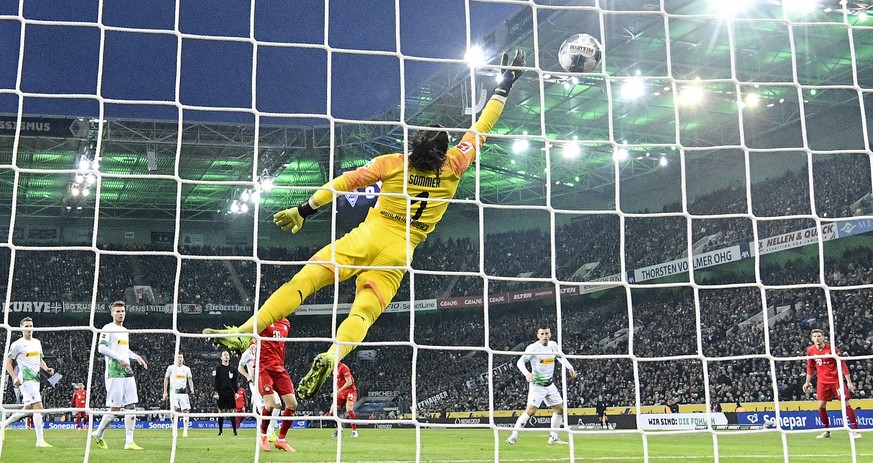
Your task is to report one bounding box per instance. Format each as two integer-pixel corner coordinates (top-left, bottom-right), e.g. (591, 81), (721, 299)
(70, 383), (88, 429)
(255, 318), (297, 452)
(329, 362), (359, 438)
(234, 386), (248, 427)
(802, 329), (861, 439)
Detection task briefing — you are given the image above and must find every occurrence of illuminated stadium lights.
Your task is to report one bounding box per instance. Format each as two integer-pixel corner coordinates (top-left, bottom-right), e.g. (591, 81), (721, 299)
(70, 186), (80, 197)
(659, 156), (668, 167)
(622, 78), (646, 99)
(78, 155), (90, 171)
(782, 0), (818, 14)
(240, 203), (249, 213)
(86, 173), (96, 185)
(562, 143), (580, 159)
(81, 188), (90, 197)
(259, 177), (274, 192)
(679, 85), (704, 106)
(743, 92), (760, 107)
(512, 138), (529, 153)
(613, 147), (629, 161)
(715, 0), (751, 17)
(240, 190), (250, 202)
(230, 200), (240, 213)
(250, 190), (261, 202)
(74, 173), (84, 184)
(861, 11), (869, 20)
(464, 46), (485, 68)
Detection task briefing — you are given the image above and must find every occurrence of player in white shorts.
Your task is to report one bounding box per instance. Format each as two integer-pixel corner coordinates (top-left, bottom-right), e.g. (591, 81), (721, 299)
(92, 301), (148, 451)
(163, 353), (194, 437)
(2, 317), (55, 447)
(506, 325), (577, 445)
(237, 342), (280, 441)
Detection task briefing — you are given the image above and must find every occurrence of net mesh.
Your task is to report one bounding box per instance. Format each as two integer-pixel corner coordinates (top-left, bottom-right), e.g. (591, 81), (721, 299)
(2, 1), (873, 462)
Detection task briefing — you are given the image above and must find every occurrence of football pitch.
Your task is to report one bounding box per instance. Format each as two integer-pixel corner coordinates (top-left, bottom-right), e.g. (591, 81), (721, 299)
(0, 428), (868, 463)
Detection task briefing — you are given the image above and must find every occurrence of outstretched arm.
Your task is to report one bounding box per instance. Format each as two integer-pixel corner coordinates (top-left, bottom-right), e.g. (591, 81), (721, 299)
(273, 161), (383, 234)
(449, 50), (525, 176)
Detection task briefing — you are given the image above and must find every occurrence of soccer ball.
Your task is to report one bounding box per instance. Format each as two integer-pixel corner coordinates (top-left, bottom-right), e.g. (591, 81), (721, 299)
(558, 34), (602, 73)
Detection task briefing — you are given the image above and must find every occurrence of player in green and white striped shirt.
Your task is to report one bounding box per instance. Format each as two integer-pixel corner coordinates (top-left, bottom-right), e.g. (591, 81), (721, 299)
(2, 317), (55, 447)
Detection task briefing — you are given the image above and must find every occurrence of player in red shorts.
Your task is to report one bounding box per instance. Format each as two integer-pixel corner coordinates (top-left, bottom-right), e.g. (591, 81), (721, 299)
(234, 386), (248, 427)
(329, 362), (359, 438)
(802, 329), (862, 439)
(70, 383), (88, 429)
(255, 318), (297, 452)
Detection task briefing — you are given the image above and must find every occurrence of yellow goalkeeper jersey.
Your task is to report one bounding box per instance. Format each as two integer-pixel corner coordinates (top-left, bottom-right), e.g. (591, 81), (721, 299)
(313, 96), (506, 245)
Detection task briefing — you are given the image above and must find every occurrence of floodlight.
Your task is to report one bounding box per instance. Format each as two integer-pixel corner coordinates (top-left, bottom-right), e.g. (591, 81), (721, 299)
(782, 0), (818, 14)
(680, 86), (704, 106)
(71, 186), (80, 196)
(464, 46), (485, 68)
(82, 188), (90, 197)
(659, 157), (668, 167)
(513, 139), (529, 153)
(231, 200), (240, 213)
(744, 93), (760, 107)
(241, 190), (250, 202)
(614, 148), (629, 161)
(86, 174), (96, 185)
(716, 0), (751, 18)
(622, 78), (646, 100)
(240, 203), (249, 213)
(562, 143), (580, 159)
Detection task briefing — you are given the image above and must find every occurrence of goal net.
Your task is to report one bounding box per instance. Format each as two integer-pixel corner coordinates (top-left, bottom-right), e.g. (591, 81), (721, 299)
(1, 1), (872, 462)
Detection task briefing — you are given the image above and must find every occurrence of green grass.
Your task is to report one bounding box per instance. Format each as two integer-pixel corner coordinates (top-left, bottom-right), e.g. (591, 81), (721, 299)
(0, 428), (869, 462)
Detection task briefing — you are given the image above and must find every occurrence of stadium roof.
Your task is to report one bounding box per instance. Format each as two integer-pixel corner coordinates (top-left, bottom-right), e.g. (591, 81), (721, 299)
(2, 0), (872, 222)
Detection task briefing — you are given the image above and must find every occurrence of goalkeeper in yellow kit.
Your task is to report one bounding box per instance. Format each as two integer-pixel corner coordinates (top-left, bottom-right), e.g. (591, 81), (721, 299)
(204, 50), (525, 400)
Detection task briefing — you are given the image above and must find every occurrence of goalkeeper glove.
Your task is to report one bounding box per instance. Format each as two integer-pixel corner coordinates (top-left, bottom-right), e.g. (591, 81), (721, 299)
(273, 200), (318, 234)
(493, 49), (525, 98)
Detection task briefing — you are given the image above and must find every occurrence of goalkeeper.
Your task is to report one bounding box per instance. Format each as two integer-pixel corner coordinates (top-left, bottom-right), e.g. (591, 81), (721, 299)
(506, 325), (577, 446)
(204, 49), (526, 400)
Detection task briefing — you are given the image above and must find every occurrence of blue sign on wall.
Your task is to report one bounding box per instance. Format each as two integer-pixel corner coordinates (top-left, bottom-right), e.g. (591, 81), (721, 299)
(738, 411), (873, 430)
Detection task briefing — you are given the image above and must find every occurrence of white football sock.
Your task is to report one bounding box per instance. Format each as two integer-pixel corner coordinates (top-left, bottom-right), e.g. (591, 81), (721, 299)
(124, 413), (136, 444)
(95, 413), (115, 438)
(510, 412), (530, 439)
(33, 413), (45, 442)
(550, 413), (563, 439)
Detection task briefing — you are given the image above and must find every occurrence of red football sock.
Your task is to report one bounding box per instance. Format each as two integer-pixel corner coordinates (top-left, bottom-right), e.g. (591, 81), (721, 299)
(819, 407), (830, 428)
(260, 407), (271, 435)
(348, 410), (357, 431)
(278, 408), (295, 440)
(846, 405), (859, 429)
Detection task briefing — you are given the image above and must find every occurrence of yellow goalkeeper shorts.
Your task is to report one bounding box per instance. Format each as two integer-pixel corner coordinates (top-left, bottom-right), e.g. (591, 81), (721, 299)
(310, 221), (411, 308)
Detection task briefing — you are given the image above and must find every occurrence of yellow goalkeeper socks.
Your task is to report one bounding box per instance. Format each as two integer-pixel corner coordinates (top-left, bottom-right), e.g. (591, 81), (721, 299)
(327, 288), (382, 361)
(239, 264), (334, 334)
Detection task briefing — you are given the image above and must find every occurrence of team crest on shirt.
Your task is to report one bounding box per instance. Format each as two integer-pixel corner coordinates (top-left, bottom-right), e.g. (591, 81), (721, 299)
(457, 142), (473, 153)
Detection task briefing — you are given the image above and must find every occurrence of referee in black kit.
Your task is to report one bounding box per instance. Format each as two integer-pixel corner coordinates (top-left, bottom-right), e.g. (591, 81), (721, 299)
(212, 350), (238, 436)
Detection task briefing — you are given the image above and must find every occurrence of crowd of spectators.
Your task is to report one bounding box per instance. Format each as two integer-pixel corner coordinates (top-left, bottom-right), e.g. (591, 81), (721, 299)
(3, 154), (873, 419)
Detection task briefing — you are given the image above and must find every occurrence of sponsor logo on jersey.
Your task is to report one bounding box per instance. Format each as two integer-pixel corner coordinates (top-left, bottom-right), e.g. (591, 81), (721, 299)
(541, 358), (555, 364)
(457, 142), (473, 153)
(26, 351), (40, 357)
